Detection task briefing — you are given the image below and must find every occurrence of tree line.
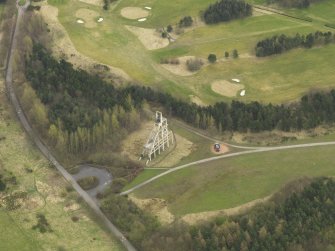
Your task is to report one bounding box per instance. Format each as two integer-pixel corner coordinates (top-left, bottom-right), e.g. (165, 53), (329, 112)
(186, 177), (335, 251)
(203, 0), (252, 24)
(101, 177), (335, 251)
(125, 85), (335, 133)
(25, 44), (141, 154)
(267, 0), (324, 9)
(256, 31), (335, 57)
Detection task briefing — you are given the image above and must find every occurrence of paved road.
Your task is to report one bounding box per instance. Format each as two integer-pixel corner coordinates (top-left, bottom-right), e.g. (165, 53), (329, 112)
(73, 165), (112, 201)
(4, 2), (136, 250)
(121, 141), (335, 195)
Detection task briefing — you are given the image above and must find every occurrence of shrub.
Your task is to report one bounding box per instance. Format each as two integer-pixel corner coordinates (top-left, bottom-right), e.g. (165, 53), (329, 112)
(167, 25), (173, 33)
(186, 58), (204, 72)
(179, 16), (193, 27)
(77, 176), (99, 190)
(208, 54), (217, 63)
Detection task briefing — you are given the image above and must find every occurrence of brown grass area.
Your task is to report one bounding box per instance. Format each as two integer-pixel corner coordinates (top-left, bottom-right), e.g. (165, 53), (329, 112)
(121, 121), (193, 167)
(211, 80), (245, 97)
(210, 143), (229, 155)
(161, 56), (207, 76)
(181, 196), (271, 225)
(125, 25), (169, 50)
(39, 5), (131, 82)
(154, 133), (193, 168)
(120, 7), (149, 20)
(129, 194), (174, 224)
(75, 8), (99, 28)
(121, 121), (153, 161)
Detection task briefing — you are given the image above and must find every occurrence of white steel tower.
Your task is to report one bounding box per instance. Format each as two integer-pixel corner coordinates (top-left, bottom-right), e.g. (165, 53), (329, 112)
(140, 111), (174, 164)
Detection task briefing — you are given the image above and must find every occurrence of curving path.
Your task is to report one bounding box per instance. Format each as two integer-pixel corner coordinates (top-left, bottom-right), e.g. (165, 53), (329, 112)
(4, 1), (136, 250)
(73, 165), (112, 201)
(121, 141), (335, 195)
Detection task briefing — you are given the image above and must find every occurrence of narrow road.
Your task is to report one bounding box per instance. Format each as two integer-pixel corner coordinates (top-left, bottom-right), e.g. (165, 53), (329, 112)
(4, 2), (136, 250)
(173, 120), (266, 149)
(121, 141), (335, 195)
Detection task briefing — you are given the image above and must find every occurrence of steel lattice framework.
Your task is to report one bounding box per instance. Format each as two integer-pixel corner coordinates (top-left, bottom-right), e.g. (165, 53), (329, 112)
(140, 111), (174, 164)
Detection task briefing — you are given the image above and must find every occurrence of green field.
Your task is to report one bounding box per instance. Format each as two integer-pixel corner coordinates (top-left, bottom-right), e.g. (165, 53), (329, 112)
(134, 145), (335, 216)
(0, 77), (124, 250)
(0, 211), (41, 251)
(49, 0), (335, 105)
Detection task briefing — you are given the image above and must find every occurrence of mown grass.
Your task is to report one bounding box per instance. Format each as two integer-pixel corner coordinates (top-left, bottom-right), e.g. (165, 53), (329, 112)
(52, 0), (335, 105)
(134, 145), (335, 216)
(122, 168), (165, 191)
(115, 0), (214, 27)
(0, 78), (124, 250)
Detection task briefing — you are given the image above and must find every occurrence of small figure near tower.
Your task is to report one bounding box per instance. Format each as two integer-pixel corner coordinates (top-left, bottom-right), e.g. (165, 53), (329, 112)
(140, 111), (174, 164)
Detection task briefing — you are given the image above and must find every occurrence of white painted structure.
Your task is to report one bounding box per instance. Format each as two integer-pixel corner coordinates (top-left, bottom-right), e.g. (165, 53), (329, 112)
(140, 111), (174, 164)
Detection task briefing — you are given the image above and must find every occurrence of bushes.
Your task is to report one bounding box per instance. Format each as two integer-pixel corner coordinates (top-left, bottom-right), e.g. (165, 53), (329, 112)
(255, 31), (335, 57)
(203, 0), (252, 24)
(32, 213), (52, 233)
(179, 16), (193, 27)
(160, 58), (180, 65)
(208, 53), (217, 63)
(101, 194), (159, 247)
(77, 176), (99, 190)
(186, 58), (204, 72)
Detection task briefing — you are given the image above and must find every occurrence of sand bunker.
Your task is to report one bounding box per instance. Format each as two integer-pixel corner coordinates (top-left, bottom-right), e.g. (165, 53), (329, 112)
(79, 0), (102, 6)
(144, 6), (152, 10)
(210, 143), (229, 155)
(121, 7), (149, 20)
(76, 19), (84, 24)
(189, 95), (206, 106)
(138, 18), (147, 22)
(211, 80), (245, 97)
(40, 5), (131, 82)
(161, 56), (205, 76)
(97, 17), (103, 22)
(125, 25), (169, 50)
(240, 90), (246, 96)
(75, 9), (99, 28)
(182, 195), (271, 225)
(129, 195), (174, 224)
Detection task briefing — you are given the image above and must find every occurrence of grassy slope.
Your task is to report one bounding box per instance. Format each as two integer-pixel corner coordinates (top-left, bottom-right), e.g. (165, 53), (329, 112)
(134, 145), (335, 216)
(0, 76), (124, 250)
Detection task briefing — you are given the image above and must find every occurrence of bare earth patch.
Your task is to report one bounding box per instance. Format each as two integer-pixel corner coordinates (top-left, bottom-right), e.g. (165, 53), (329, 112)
(129, 194), (174, 224)
(155, 133), (193, 168)
(121, 121), (193, 167)
(125, 25), (169, 50)
(75, 8), (99, 28)
(210, 143), (229, 155)
(211, 80), (245, 97)
(161, 56), (206, 76)
(79, 0), (102, 6)
(182, 196), (271, 225)
(121, 121), (153, 161)
(189, 95), (206, 106)
(40, 5), (131, 82)
(121, 7), (149, 20)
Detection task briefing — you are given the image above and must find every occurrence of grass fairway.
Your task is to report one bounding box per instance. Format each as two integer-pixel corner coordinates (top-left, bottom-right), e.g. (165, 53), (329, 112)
(0, 211), (41, 251)
(134, 145), (335, 216)
(48, 0), (335, 105)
